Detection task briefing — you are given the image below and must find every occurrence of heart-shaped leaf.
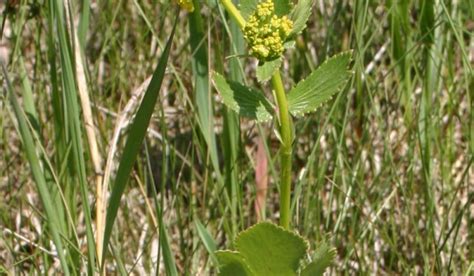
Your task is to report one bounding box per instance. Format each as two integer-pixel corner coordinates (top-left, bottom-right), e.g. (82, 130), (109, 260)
(289, 0), (315, 37)
(215, 222), (337, 276)
(216, 251), (254, 276)
(256, 58), (282, 83)
(234, 222), (308, 275)
(213, 73), (274, 122)
(287, 51), (353, 117)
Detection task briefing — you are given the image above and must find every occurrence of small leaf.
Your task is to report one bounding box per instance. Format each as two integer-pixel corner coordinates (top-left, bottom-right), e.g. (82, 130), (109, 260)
(239, 0), (292, 20)
(300, 243), (336, 276)
(273, 126), (283, 144)
(289, 0), (315, 37)
(239, 0), (258, 20)
(216, 251), (254, 276)
(273, 0), (292, 16)
(256, 58), (282, 83)
(195, 219), (218, 266)
(213, 72), (274, 122)
(234, 222), (308, 276)
(284, 40), (296, 49)
(287, 51), (353, 117)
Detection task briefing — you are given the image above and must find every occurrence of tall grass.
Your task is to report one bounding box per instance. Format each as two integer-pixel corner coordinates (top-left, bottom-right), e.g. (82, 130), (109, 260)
(0, 0), (472, 274)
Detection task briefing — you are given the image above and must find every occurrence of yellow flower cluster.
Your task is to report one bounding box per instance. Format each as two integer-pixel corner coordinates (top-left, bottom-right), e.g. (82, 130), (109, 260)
(176, 0), (194, 12)
(243, 0), (293, 61)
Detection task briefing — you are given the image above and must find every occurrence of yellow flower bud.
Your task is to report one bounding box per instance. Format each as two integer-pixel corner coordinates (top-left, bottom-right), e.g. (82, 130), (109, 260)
(243, 0), (293, 61)
(176, 0), (194, 12)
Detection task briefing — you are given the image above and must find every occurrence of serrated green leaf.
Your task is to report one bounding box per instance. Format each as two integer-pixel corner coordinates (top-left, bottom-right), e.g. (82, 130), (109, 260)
(273, 0), (292, 16)
(234, 222), (308, 276)
(288, 51), (353, 117)
(239, 0), (258, 20)
(216, 251), (254, 276)
(300, 243), (336, 276)
(256, 58), (282, 83)
(289, 0), (315, 37)
(213, 73), (274, 122)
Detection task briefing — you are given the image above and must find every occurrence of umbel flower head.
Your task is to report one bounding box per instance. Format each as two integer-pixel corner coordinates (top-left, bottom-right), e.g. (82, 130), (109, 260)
(243, 0), (293, 61)
(176, 0), (194, 12)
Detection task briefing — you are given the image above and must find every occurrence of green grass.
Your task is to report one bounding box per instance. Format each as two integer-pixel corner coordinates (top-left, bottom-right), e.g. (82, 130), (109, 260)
(0, 0), (472, 274)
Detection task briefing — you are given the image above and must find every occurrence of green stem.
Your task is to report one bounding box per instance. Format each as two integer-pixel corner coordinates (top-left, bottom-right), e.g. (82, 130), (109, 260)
(271, 71), (292, 229)
(219, 0), (246, 29)
(219, 0), (293, 229)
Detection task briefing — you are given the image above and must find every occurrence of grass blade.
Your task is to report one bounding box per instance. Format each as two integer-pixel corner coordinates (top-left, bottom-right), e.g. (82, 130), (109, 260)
(195, 219), (218, 266)
(101, 15), (178, 263)
(150, 174), (178, 276)
(2, 62), (71, 275)
(225, 4), (245, 233)
(52, 0), (96, 271)
(77, 0), (90, 47)
(189, 1), (222, 180)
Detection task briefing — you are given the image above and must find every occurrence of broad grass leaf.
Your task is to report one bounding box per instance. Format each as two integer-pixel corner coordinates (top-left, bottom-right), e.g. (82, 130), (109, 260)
(234, 222), (308, 275)
(420, 0), (435, 44)
(289, 0), (315, 37)
(213, 73), (274, 122)
(189, 1), (222, 180)
(288, 51), (353, 117)
(101, 17), (178, 262)
(216, 251), (254, 276)
(256, 58), (282, 83)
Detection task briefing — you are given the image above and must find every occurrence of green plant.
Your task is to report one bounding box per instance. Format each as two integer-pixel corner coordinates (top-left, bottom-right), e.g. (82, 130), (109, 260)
(211, 0), (352, 274)
(2, 0), (471, 273)
(216, 222), (336, 276)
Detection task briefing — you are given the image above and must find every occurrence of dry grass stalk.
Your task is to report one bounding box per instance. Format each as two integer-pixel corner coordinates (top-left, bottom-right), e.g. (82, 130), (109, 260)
(64, 0), (104, 267)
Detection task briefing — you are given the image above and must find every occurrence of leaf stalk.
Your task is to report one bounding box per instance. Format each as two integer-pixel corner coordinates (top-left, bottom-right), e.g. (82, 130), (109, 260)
(220, 0), (246, 29)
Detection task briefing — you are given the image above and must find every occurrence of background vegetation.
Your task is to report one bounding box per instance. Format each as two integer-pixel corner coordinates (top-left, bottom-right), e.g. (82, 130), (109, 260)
(0, 0), (472, 274)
